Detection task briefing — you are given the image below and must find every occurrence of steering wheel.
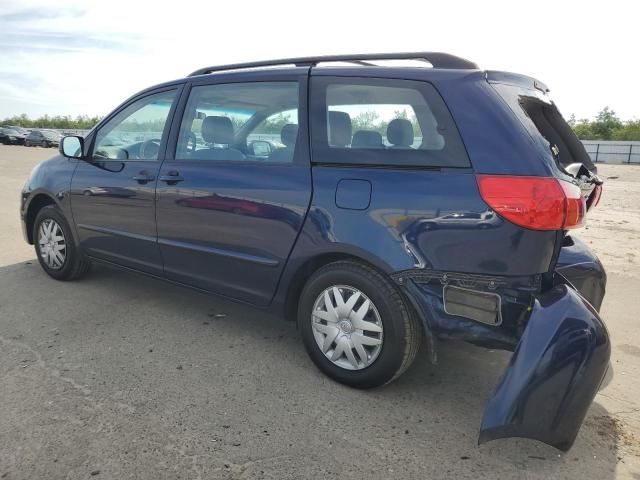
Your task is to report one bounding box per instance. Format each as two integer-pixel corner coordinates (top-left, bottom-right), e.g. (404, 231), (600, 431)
(186, 132), (197, 153)
(139, 139), (161, 159)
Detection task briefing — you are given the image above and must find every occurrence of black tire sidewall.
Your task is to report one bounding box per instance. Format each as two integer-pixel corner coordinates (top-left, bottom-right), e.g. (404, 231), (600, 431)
(299, 263), (409, 389)
(33, 206), (80, 280)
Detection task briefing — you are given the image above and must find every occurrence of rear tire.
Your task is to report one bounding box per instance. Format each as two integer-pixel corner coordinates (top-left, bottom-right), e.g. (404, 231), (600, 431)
(299, 260), (421, 389)
(33, 205), (90, 281)
(42, 141), (49, 148)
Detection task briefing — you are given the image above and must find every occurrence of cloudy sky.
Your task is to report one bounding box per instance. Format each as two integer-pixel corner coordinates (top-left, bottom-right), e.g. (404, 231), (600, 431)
(0, 0), (638, 121)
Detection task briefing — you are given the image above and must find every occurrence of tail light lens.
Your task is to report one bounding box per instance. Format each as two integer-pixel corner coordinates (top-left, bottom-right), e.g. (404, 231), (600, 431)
(477, 175), (586, 231)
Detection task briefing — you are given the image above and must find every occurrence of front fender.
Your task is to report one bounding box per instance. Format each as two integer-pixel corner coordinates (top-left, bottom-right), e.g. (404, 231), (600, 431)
(479, 282), (610, 451)
(20, 155), (79, 244)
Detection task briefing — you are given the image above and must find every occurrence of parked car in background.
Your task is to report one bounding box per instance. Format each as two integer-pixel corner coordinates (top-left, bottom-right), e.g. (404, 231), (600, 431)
(25, 129), (62, 148)
(0, 127), (26, 145)
(12, 126), (30, 135)
(20, 52), (609, 452)
(2, 125), (30, 139)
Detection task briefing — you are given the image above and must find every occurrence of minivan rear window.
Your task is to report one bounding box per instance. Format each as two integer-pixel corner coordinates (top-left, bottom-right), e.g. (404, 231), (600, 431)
(310, 77), (470, 168)
(491, 83), (595, 172)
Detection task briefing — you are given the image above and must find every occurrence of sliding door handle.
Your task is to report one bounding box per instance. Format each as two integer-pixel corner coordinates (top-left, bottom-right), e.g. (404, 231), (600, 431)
(159, 171), (184, 184)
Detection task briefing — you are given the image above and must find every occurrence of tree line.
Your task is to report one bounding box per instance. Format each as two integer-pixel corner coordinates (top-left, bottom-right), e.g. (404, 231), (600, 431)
(2, 107), (639, 141)
(350, 109), (422, 137)
(1, 113), (102, 130)
(569, 107), (640, 141)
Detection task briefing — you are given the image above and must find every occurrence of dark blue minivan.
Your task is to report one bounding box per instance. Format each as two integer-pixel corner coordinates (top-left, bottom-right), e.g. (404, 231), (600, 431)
(20, 53), (609, 451)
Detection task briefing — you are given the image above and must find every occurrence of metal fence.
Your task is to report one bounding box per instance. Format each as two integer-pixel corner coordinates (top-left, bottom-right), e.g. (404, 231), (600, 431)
(581, 141), (640, 164)
(53, 129), (90, 137)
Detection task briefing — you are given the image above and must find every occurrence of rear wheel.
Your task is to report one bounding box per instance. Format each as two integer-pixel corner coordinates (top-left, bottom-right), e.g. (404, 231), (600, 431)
(42, 140), (49, 148)
(33, 205), (90, 280)
(299, 260), (421, 389)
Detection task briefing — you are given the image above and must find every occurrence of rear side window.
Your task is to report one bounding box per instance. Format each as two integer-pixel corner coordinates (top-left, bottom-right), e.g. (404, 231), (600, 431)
(310, 77), (470, 167)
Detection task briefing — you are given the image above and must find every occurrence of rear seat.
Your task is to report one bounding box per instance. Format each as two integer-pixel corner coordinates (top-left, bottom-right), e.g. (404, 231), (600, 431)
(328, 111), (352, 147)
(386, 118), (414, 149)
(352, 130), (384, 149)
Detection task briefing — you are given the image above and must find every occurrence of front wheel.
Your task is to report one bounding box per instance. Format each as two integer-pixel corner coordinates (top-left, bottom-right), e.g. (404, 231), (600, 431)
(33, 205), (90, 280)
(299, 260), (422, 389)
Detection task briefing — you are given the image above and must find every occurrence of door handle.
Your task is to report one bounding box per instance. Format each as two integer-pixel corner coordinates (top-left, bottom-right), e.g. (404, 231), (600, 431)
(132, 171), (155, 184)
(159, 171), (184, 184)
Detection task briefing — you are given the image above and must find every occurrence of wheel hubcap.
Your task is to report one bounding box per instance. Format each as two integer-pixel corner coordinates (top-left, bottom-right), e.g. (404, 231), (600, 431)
(311, 285), (383, 370)
(338, 319), (354, 334)
(38, 219), (66, 270)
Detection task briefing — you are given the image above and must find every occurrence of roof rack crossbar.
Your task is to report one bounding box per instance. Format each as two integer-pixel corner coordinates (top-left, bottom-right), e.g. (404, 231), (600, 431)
(188, 52), (478, 76)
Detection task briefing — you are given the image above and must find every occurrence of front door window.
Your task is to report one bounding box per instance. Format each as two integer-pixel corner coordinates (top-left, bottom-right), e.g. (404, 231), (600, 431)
(93, 90), (177, 161)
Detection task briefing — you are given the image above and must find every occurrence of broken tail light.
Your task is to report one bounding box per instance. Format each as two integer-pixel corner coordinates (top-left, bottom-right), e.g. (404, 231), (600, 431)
(477, 175), (586, 231)
(587, 183), (603, 211)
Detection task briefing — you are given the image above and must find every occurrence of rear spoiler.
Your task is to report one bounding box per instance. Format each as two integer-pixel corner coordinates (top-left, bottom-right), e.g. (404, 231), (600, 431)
(485, 71), (549, 93)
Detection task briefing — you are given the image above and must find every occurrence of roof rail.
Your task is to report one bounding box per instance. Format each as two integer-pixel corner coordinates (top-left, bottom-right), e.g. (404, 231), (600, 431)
(188, 52), (478, 76)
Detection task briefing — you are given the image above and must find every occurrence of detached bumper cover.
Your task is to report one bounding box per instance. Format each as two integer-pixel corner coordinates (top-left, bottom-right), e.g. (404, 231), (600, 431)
(479, 282), (610, 450)
(556, 235), (606, 311)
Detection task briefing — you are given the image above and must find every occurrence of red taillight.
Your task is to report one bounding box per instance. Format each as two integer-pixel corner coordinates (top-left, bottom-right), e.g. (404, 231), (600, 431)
(477, 175), (586, 231)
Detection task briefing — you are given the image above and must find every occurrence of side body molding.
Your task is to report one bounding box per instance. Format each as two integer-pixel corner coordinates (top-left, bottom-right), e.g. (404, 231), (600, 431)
(479, 283), (610, 451)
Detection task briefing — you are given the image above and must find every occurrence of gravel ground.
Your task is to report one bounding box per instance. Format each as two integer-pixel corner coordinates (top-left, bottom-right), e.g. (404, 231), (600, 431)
(0, 145), (638, 479)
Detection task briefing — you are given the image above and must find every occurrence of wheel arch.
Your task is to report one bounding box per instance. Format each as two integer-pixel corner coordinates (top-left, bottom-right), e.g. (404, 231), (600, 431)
(281, 250), (395, 324)
(24, 193), (58, 244)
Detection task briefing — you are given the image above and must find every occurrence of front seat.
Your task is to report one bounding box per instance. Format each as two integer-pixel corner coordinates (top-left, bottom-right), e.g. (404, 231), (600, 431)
(268, 123), (298, 162)
(193, 116), (245, 160)
(328, 111), (352, 147)
(386, 118), (414, 149)
(352, 130), (384, 149)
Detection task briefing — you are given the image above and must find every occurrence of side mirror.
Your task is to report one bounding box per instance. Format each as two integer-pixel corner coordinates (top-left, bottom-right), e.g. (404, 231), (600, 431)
(59, 135), (85, 159)
(250, 140), (272, 157)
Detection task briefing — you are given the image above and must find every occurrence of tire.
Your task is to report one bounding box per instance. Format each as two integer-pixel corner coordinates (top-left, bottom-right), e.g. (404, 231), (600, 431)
(299, 260), (422, 389)
(33, 205), (90, 281)
(42, 141), (49, 148)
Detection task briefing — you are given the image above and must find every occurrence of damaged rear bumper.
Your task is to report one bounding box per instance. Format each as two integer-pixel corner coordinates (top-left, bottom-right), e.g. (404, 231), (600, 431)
(479, 281), (610, 450)
(396, 241), (610, 450)
(556, 235), (607, 311)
